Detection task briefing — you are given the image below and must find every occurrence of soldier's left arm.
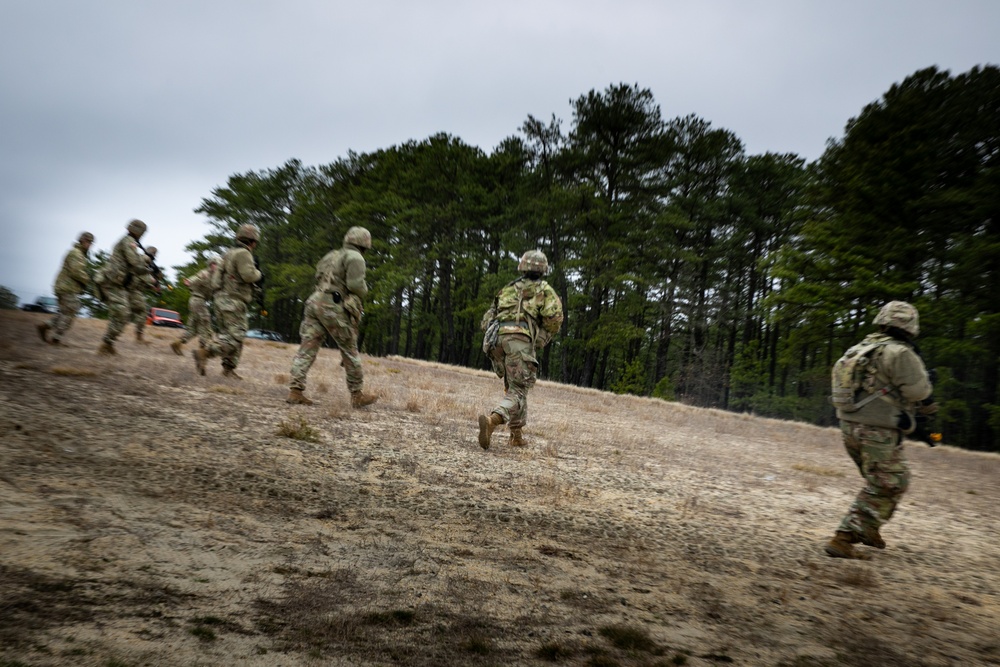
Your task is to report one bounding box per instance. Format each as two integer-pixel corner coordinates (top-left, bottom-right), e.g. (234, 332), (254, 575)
(344, 252), (368, 300)
(125, 241), (151, 274)
(68, 248), (90, 286)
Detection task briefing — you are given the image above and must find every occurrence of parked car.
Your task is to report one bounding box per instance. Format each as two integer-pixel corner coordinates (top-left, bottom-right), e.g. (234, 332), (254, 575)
(146, 307), (184, 328)
(246, 329), (285, 342)
(21, 296), (58, 314)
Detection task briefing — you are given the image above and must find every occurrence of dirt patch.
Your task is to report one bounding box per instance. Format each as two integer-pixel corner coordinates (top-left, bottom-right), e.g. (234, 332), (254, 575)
(1, 310), (999, 666)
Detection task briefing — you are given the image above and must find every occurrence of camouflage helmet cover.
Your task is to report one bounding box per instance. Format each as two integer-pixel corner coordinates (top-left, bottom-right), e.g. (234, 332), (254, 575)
(146, 246), (158, 258)
(78, 231), (95, 243)
(236, 224), (260, 242)
(126, 219), (147, 237)
(344, 226), (372, 250)
(873, 300), (919, 337)
(518, 249), (549, 274)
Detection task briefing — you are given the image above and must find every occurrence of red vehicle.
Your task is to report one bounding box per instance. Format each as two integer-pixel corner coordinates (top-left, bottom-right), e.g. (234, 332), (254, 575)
(146, 307), (184, 328)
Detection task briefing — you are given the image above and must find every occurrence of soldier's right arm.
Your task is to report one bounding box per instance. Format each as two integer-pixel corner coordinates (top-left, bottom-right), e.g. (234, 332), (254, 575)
(344, 252), (368, 300)
(888, 346), (933, 404)
(233, 248), (263, 285)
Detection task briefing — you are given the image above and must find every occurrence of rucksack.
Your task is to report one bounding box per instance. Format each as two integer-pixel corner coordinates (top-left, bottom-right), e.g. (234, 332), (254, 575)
(830, 339), (892, 412)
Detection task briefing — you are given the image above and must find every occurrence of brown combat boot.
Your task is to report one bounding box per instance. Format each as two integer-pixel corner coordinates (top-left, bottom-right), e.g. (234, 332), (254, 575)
(222, 367), (243, 380)
(170, 340), (184, 356)
(192, 348), (207, 375)
(37, 323), (50, 343)
(478, 413), (504, 450)
(351, 390), (378, 408)
(287, 388), (314, 405)
(825, 531), (868, 559)
(508, 428), (526, 447)
(98, 341), (116, 356)
(859, 525), (886, 549)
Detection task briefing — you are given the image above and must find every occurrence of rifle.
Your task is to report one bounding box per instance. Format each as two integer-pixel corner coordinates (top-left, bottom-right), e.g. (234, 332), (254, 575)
(134, 238), (164, 292)
(252, 254), (267, 317)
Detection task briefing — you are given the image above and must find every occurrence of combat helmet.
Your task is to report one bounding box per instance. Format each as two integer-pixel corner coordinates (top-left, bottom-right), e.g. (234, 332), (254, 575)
(206, 253), (221, 265)
(236, 224), (260, 243)
(874, 300), (919, 337)
(126, 219), (147, 237)
(78, 232), (95, 244)
(518, 249), (549, 274)
(344, 226), (372, 250)
(146, 246), (158, 258)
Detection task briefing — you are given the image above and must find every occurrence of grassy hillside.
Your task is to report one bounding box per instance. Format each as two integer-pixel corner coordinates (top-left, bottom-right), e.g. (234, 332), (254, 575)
(1, 310), (998, 667)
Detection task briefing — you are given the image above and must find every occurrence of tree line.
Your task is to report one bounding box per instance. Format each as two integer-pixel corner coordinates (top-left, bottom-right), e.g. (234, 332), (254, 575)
(165, 66), (998, 451)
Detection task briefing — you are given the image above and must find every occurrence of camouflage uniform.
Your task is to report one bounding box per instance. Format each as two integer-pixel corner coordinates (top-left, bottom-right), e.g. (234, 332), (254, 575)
(478, 250), (563, 449)
(41, 233), (93, 344)
(826, 301), (934, 558)
(199, 236), (261, 376)
(178, 265), (217, 347)
(288, 227), (376, 407)
(98, 220), (151, 352)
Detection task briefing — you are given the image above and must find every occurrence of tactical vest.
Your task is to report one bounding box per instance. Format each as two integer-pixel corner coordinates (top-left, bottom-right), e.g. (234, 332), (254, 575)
(830, 338), (893, 412)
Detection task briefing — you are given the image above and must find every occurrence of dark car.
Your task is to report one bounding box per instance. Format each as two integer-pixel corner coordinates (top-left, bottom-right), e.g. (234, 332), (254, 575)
(146, 307), (184, 328)
(246, 329), (285, 342)
(21, 296), (58, 314)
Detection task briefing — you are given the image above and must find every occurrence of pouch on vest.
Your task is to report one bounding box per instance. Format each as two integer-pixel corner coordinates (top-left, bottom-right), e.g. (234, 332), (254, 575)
(830, 340), (891, 412)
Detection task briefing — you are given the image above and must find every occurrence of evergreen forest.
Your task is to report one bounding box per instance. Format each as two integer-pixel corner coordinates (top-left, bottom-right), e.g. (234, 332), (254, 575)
(161, 66), (1000, 452)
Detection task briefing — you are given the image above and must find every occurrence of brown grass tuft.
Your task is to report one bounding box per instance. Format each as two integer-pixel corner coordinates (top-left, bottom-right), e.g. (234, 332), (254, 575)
(276, 414), (322, 442)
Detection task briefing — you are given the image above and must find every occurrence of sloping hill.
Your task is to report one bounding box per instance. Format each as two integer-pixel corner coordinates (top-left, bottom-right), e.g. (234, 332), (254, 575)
(1, 310), (998, 667)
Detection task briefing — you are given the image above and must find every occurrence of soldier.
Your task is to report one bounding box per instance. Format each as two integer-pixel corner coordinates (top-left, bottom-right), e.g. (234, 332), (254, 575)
(97, 219), (152, 355)
(193, 225), (262, 379)
(171, 254), (220, 355)
(477, 249), (563, 449)
(38, 232), (94, 345)
(130, 245), (162, 344)
(286, 226), (378, 408)
(825, 300), (936, 559)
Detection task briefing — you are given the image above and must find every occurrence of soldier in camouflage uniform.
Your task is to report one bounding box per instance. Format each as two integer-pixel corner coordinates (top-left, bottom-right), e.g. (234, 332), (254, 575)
(171, 254), (220, 355)
(97, 219), (153, 355)
(130, 246), (161, 344)
(286, 226), (378, 408)
(38, 232), (95, 345)
(478, 249), (563, 449)
(193, 225), (262, 379)
(826, 301), (936, 559)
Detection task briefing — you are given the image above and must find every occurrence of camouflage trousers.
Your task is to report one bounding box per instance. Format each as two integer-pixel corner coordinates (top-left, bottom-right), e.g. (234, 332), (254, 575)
(289, 290), (363, 393)
(180, 295), (212, 346)
(129, 289), (147, 336)
(837, 421), (911, 536)
(101, 285), (144, 343)
(205, 294), (247, 370)
(48, 292), (81, 342)
(489, 333), (537, 429)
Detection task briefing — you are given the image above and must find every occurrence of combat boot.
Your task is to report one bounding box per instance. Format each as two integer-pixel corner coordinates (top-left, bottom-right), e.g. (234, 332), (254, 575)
(286, 388), (314, 405)
(98, 341), (116, 356)
(170, 340), (184, 356)
(859, 525), (886, 549)
(37, 322), (50, 343)
(192, 348), (207, 375)
(222, 367), (243, 380)
(478, 413), (503, 450)
(351, 390), (378, 408)
(825, 531), (866, 559)
(509, 428), (526, 447)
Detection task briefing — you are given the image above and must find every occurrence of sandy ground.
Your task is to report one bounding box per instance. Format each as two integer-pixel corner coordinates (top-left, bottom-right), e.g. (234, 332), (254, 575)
(1, 309), (998, 667)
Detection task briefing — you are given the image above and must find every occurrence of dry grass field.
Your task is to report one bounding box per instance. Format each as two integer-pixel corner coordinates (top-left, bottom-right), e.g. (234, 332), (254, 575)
(1, 309), (999, 667)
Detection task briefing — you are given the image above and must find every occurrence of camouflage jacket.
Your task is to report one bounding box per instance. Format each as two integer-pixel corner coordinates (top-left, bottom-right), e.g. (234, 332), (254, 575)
(485, 277), (563, 347)
(185, 267), (215, 300)
(102, 234), (150, 288)
(54, 243), (91, 295)
(835, 332), (933, 431)
(314, 243), (367, 322)
(215, 242), (262, 304)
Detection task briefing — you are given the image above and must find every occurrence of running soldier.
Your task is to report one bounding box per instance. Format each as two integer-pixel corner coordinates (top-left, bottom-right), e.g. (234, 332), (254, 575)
(130, 245), (162, 344)
(478, 249), (563, 449)
(38, 232), (95, 345)
(193, 225), (262, 379)
(171, 254), (220, 355)
(825, 300), (936, 558)
(286, 226), (378, 408)
(97, 219), (152, 355)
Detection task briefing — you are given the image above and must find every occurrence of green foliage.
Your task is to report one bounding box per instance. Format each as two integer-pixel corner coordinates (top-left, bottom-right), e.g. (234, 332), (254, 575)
(0, 285), (18, 309)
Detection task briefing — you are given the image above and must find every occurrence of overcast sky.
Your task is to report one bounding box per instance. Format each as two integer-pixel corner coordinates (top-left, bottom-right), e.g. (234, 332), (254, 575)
(1, 1), (998, 303)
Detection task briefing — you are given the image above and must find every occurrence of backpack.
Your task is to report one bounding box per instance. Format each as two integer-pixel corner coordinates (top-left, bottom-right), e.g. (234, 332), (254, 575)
(830, 339), (892, 412)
